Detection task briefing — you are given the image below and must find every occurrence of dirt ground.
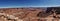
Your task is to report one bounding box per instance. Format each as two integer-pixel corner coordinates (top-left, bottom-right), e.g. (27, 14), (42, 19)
(0, 8), (45, 21)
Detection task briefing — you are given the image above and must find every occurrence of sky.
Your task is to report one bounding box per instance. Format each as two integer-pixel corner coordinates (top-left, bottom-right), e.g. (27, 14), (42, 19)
(0, 0), (60, 8)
